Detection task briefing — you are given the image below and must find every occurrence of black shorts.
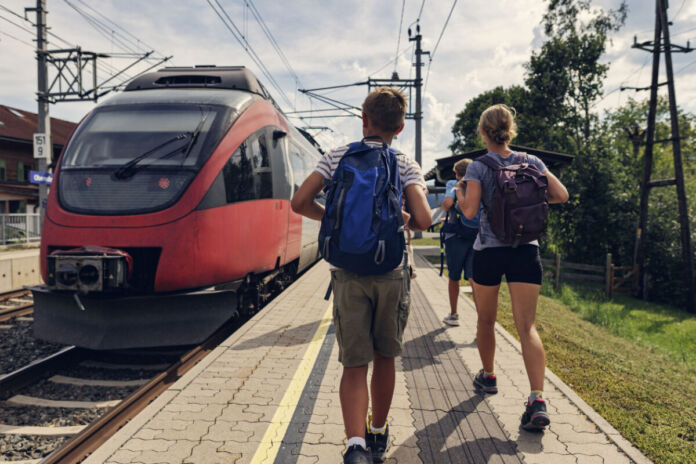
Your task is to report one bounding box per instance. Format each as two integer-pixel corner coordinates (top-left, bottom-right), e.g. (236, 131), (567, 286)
(473, 245), (543, 286)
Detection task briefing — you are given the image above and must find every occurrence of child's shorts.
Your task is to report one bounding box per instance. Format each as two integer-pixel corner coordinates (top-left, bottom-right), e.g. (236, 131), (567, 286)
(330, 268), (410, 368)
(473, 245), (543, 286)
(444, 235), (475, 281)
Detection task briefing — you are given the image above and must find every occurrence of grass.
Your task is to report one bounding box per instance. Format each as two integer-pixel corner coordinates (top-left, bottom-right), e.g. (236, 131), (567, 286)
(422, 253), (696, 463)
(411, 237), (440, 247)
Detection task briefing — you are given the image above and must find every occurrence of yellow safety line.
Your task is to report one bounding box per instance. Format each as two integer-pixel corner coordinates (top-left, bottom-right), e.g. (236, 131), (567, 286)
(249, 302), (333, 464)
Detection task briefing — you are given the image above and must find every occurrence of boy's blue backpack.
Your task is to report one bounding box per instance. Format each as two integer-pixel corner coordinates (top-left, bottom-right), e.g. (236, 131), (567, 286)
(319, 138), (406, 275)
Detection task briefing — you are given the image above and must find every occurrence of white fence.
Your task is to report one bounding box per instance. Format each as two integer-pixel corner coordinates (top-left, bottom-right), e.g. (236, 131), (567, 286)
(1, 214), (41, 245)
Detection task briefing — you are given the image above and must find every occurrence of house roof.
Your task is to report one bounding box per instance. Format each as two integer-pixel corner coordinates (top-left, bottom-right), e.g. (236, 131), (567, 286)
(0, 105), (77, 147)
(426, 145), (575, 185)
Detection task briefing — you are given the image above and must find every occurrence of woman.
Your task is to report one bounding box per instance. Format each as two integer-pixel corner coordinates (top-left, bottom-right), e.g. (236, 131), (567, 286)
(455, 104), (568, 430)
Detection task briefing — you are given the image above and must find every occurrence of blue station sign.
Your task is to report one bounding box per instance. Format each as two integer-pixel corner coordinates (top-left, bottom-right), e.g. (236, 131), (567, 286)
(30, 170), (53, 185)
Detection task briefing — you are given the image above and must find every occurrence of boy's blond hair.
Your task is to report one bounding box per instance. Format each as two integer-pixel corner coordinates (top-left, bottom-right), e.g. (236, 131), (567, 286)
(453, 158), (472, 177)
(478, 104), (518, 145)
(362, 87), (407, 133)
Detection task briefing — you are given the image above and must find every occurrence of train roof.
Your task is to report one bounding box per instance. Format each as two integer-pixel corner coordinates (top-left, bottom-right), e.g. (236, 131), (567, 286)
(100, 87), (259, 111)
(124, 66), (272, 99)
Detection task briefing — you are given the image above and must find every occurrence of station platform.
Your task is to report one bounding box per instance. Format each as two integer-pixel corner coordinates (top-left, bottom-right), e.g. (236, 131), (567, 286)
(85, 249), (650, 464)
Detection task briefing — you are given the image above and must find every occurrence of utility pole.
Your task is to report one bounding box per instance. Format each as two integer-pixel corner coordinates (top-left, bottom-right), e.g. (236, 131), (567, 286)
(408, 23), (429, 168)
(630, 0), (695, 312)
(24, 0), (170, 225)
(26, 0), (50, 221)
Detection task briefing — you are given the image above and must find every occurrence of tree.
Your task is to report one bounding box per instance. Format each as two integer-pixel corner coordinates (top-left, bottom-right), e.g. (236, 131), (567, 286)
(449, 85), (529, 153)
(525, 0), (627, 152)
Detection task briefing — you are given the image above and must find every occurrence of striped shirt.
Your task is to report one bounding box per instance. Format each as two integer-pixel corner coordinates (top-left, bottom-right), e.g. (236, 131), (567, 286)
(315, 141), (427, 191)
(315, 140), (426, 271)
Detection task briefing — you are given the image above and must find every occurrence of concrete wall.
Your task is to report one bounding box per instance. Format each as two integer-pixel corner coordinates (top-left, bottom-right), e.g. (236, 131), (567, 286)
(0, 249), (41, 291)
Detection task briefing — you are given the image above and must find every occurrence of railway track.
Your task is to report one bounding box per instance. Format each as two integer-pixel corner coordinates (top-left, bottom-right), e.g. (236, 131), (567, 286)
(0, 314), (246, 463)
(0, 289), (34, 323)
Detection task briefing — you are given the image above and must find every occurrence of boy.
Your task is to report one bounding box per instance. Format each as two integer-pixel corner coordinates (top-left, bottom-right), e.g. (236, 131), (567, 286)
(441, 158), (480, 327)
(291, 87), (431, 464)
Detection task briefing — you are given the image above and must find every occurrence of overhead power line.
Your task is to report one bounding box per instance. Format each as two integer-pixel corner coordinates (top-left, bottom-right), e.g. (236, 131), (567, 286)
(245, 0), (302, 89)
(394, 0), (405, 74)
(0, 28), (34, 47)
(424, 0), (458, 93)
(206, 0), (295, 111)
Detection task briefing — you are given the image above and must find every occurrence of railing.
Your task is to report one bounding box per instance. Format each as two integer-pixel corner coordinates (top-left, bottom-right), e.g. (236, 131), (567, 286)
(541, 253), (638, 297)
(0, 214), (41, 245)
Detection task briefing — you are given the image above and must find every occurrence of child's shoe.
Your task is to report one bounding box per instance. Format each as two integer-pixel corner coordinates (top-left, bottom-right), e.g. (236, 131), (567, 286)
(365, 415), (389, 463)
(521, 398), (550, 431)
(473, 369), (498, 394)
(442, 313), (460, 326)
(343, 445), (371, 464)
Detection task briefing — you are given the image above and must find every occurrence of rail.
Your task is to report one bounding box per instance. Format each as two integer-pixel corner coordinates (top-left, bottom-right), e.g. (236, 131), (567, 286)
(541, 253), (638, 297)
(40, 318), (240, 464)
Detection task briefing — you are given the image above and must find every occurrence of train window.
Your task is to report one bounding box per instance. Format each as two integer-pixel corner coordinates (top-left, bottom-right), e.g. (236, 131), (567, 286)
(222, 129), (273, 203)
(222, 141), (255, 203)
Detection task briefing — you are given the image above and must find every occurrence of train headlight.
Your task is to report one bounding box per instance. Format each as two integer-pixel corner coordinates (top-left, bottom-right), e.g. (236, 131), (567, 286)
(56, 263), (78, 286)
(47, 254), (128, 293)
(78, 264), (100, 286)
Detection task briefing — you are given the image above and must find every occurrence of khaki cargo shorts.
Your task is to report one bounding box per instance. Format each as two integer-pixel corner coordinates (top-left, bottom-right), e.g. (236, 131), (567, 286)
(330, 268), (411, 368)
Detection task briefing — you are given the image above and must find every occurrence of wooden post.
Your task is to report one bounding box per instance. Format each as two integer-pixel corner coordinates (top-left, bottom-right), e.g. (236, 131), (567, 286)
(605, 253), (612, 297)
(555, 252), (561, 291)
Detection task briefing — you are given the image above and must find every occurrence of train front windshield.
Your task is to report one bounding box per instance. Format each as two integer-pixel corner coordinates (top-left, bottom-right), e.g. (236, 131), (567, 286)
(58, 104), (233, 215)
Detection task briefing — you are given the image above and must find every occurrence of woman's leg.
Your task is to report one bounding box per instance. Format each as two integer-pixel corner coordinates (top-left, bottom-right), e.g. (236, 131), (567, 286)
(472, 282), (499, 373)
(507, 282), (545, 391)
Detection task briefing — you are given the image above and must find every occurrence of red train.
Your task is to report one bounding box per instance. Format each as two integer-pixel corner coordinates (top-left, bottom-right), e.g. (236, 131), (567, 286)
(32, 66), (323, 349)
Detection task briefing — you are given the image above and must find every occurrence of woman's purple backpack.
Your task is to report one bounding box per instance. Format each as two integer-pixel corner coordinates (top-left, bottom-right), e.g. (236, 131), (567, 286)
(476, 153), (549, 247)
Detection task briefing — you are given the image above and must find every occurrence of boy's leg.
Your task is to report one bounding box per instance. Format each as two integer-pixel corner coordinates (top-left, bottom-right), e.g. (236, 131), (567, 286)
(340, 365), (370, 438)
(444, 237), (465, 323)
(448, 279), (459, 315)
(370, 353), (395, 428)
(331, 270), (375, 445)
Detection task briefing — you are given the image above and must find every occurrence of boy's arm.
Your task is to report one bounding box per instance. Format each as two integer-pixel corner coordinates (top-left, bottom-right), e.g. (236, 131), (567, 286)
(290, 171), (325, 220)
(456, 180), (481, 220)
(404, 184), (432, 231)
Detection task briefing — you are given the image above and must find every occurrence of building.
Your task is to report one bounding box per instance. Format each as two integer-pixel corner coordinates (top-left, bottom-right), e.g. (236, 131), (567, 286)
(0, 105), (77, 213)
(425, 145), (575, 186)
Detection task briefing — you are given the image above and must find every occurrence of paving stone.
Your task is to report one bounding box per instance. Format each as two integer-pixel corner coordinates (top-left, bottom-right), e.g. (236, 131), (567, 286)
(184, 440), (240, 464)
(105, 449), (142, 463)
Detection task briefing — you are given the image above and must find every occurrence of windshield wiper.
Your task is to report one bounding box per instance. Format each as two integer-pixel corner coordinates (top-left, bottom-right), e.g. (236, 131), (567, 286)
(113, 134), (189, 180)
(179, 111), (209, 166)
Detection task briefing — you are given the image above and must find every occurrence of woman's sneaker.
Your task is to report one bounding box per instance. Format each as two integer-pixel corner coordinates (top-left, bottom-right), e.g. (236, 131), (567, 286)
(343, 445), (371, 464)
(521, 398), (550, 431)
(365, 416), (389, 463)
(443, 313), (460, 326)
(473, 369), (498, 394)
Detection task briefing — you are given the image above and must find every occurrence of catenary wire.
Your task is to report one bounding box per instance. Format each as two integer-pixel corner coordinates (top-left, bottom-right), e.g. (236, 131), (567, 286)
(424, 0), (458, 93)
(393, 0), (405, 74)
(207, 0), (295, 110)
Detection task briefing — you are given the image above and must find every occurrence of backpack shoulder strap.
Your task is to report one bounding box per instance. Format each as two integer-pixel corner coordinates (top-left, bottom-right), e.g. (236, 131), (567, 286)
(475, 154), (502, 170)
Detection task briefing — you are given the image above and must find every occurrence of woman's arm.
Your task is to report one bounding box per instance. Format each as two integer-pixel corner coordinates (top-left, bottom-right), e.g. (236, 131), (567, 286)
(545, 170), (569, 204)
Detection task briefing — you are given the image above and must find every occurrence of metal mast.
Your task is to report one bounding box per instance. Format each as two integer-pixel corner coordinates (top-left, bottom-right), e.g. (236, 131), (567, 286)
(631, 0), (695, 312)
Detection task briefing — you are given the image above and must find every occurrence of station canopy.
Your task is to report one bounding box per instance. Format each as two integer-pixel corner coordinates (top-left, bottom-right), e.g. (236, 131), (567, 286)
(425, 145), (575, 187)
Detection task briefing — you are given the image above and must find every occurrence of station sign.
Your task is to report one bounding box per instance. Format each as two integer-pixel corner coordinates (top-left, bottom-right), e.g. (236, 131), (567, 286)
(30, 170), (53, 185)
(33, 133), (51, 159)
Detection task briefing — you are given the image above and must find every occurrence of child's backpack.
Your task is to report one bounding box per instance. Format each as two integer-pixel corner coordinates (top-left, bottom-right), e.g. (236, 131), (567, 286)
(319, 138), (406, 275)
(439, 206), (478, 275)
(476, 153), (549, 247)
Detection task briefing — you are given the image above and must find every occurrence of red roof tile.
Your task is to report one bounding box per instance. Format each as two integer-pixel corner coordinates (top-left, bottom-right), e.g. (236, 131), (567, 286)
(0, 105), (78, 146)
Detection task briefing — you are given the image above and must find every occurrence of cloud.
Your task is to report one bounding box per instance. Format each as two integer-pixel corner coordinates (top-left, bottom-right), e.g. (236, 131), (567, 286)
(1, 0), (694, 174)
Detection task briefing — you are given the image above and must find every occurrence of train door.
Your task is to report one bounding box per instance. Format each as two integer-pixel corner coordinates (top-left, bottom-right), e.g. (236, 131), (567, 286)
(269, 127), (292, 267)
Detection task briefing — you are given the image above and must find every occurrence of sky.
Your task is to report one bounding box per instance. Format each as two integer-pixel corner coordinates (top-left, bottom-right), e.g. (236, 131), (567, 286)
(1, 0), (695, 173)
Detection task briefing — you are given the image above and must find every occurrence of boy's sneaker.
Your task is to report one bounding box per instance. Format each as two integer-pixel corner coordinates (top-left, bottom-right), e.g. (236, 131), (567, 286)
(443, 313), (460, 326)
(365, 416), (389, 463)
(344, 445), (371, 464)
(521, 398), (550, 431)
(473, 369), (498, 394)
